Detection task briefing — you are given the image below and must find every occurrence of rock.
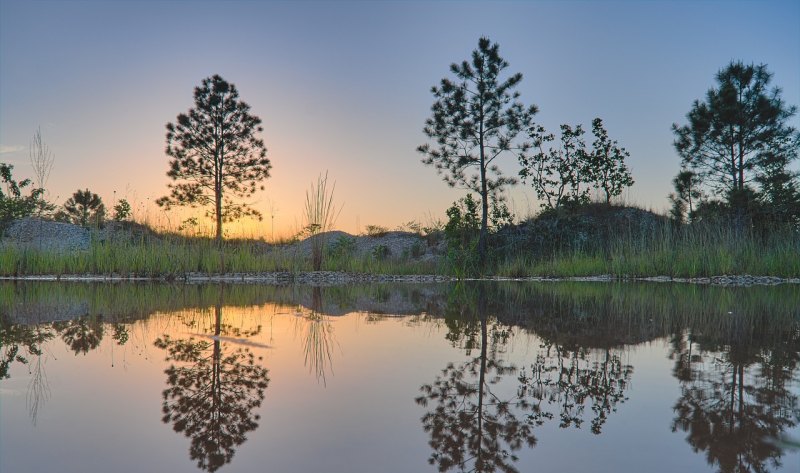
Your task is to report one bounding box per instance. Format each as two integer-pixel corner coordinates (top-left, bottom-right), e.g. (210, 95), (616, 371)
(277, 230), (442, 261)
(1, 217), (90, 252)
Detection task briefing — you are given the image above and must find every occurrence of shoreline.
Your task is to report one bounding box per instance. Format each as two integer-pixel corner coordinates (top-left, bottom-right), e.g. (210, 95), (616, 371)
(1, 271), (798, 286)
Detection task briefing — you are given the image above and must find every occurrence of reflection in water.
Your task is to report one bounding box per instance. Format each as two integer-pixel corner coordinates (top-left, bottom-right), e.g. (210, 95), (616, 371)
(417, 283), (800, 473)
(416, 286), (542, 473)
(299, 287), (338, 385)
(26, 348), (50, 426)
(53, 315), (105, 355)
(2, 281), (800, 473)
(519, 345), (632, 434)
(154, 302), (269, 472)
(1, 315), (55, 425)
(670, 330), (800, 473)
(1, 314), (54, 380)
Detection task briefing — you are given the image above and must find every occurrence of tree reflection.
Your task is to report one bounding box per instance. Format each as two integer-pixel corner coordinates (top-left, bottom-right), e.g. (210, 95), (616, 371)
(518, 345), (632, 434)
(670, 329), (800, 473)
(154, 302), (269, 472)
(416, 286), (544, 473)
(53, 315), (104, 355)
(0, 315), (54, 379)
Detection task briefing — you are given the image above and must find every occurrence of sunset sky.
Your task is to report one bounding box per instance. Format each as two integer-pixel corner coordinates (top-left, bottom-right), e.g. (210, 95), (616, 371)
(1, 0), (798, 238)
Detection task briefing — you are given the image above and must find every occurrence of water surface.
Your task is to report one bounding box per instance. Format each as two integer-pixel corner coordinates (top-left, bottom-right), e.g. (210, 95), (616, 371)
(1, 281), (799, 473)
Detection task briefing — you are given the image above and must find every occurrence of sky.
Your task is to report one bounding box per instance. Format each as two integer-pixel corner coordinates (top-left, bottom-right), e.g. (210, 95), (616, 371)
(1, 0), (799, 239)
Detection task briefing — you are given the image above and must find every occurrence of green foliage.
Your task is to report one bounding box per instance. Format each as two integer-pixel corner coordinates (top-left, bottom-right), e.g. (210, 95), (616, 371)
(408, 241), (424, 259)
(418, 37), (537, 267)
(371, 244), (390, 260)
(494, 218), (800, 278)
(0, 231), (440, 278)
(365, 225), (388, 237)
(157, 75), (271, 241)
(112, 199), (132, 221)
(520, 123), (591, 209)
(0, 163), (43, 227)
(755, 149), (800, 225)
(588, 118), (634, 203)
(520, 118), (634, 210)
(668, 169), (703, 224)
(327, 235), (356, 259)
(302, 172), (341, 271)
(672, 61), (800, 202)
(443, 194), (513, 276)
(397, 220), (422, 234)
(61, 189), (105, 227)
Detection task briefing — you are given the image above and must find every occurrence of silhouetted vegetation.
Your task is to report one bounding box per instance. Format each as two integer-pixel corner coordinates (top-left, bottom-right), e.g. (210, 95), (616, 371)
(418, 37), (537, 269)
(2, 52), (799, 280)
(157, 75), (271, 242)
(519, 118), (633, 210)
(57, 188), (105, 227)
(0, 163), (44, 228)
(672, 61), (800, 229)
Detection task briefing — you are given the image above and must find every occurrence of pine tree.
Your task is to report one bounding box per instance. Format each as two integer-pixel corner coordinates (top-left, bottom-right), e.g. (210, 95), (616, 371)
(157, 75), (270, 242)
(418, 37), (537, 269)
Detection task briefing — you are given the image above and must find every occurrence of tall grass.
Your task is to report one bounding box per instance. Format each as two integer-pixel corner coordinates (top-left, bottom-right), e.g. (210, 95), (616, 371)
(0, 232), (442, 278)
(495, 224), (799, 278)
(303, 172), (342, 271)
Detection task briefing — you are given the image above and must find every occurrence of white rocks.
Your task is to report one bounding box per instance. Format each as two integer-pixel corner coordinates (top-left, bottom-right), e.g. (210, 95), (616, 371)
(1, 217), (90, 252)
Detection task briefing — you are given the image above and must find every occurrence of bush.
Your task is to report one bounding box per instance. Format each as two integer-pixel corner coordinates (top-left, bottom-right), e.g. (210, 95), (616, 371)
(328, 235), (356, 259)
(372, 244), (390, 260)
(0, 163), (44, 230)
(365, 225), (388, 237)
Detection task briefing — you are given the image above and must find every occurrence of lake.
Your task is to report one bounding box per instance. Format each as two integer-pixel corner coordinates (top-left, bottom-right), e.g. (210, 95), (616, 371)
(1, 281), (799, 473)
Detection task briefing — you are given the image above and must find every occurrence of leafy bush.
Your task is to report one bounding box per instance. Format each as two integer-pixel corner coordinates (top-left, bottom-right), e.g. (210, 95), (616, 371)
(0, 163), (44, 229)
(365, 225), (388, 237)
(328, 235), (356, 259)
(371, 244), (390, 260)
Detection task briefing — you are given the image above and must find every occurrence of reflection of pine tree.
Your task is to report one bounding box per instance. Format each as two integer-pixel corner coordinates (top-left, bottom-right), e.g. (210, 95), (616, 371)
(417, 286), (545, 473)
(53, 315), (104, 355)
(154, 304), (269, 472)
(518, 345), (633, 434)
(670, 333), (800, 473)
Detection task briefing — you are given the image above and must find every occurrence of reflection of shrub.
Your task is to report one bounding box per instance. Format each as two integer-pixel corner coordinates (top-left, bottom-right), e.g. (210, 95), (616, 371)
(372, 244), (390, 260)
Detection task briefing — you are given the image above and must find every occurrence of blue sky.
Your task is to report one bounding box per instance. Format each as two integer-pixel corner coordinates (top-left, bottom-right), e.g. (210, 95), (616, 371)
(1, 0), (798, 236)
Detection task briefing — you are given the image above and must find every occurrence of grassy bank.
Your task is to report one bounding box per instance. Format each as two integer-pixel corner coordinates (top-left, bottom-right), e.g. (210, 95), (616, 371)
(495, 225), (800, 278)
(0, 236), (440, 278)
(1, 222), (797, 279)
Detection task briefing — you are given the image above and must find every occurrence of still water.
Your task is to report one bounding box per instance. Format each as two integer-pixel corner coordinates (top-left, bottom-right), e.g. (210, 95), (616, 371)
(1, 281), (799, 473)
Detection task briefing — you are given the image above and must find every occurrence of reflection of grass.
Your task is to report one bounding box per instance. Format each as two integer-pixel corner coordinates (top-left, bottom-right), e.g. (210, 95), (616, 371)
(486, 281), (800, 350)
(4, 281), (798, 352)
(300, 311), (337, 385)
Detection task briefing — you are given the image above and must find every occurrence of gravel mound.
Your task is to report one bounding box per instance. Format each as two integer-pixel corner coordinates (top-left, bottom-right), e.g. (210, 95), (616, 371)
(1, 217), (90, 252)
(280, 230), (442, 261)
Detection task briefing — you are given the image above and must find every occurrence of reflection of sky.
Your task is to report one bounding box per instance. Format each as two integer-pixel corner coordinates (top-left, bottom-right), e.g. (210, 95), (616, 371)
(1, 1), (797, 236)
(3, 304), (799, 472)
